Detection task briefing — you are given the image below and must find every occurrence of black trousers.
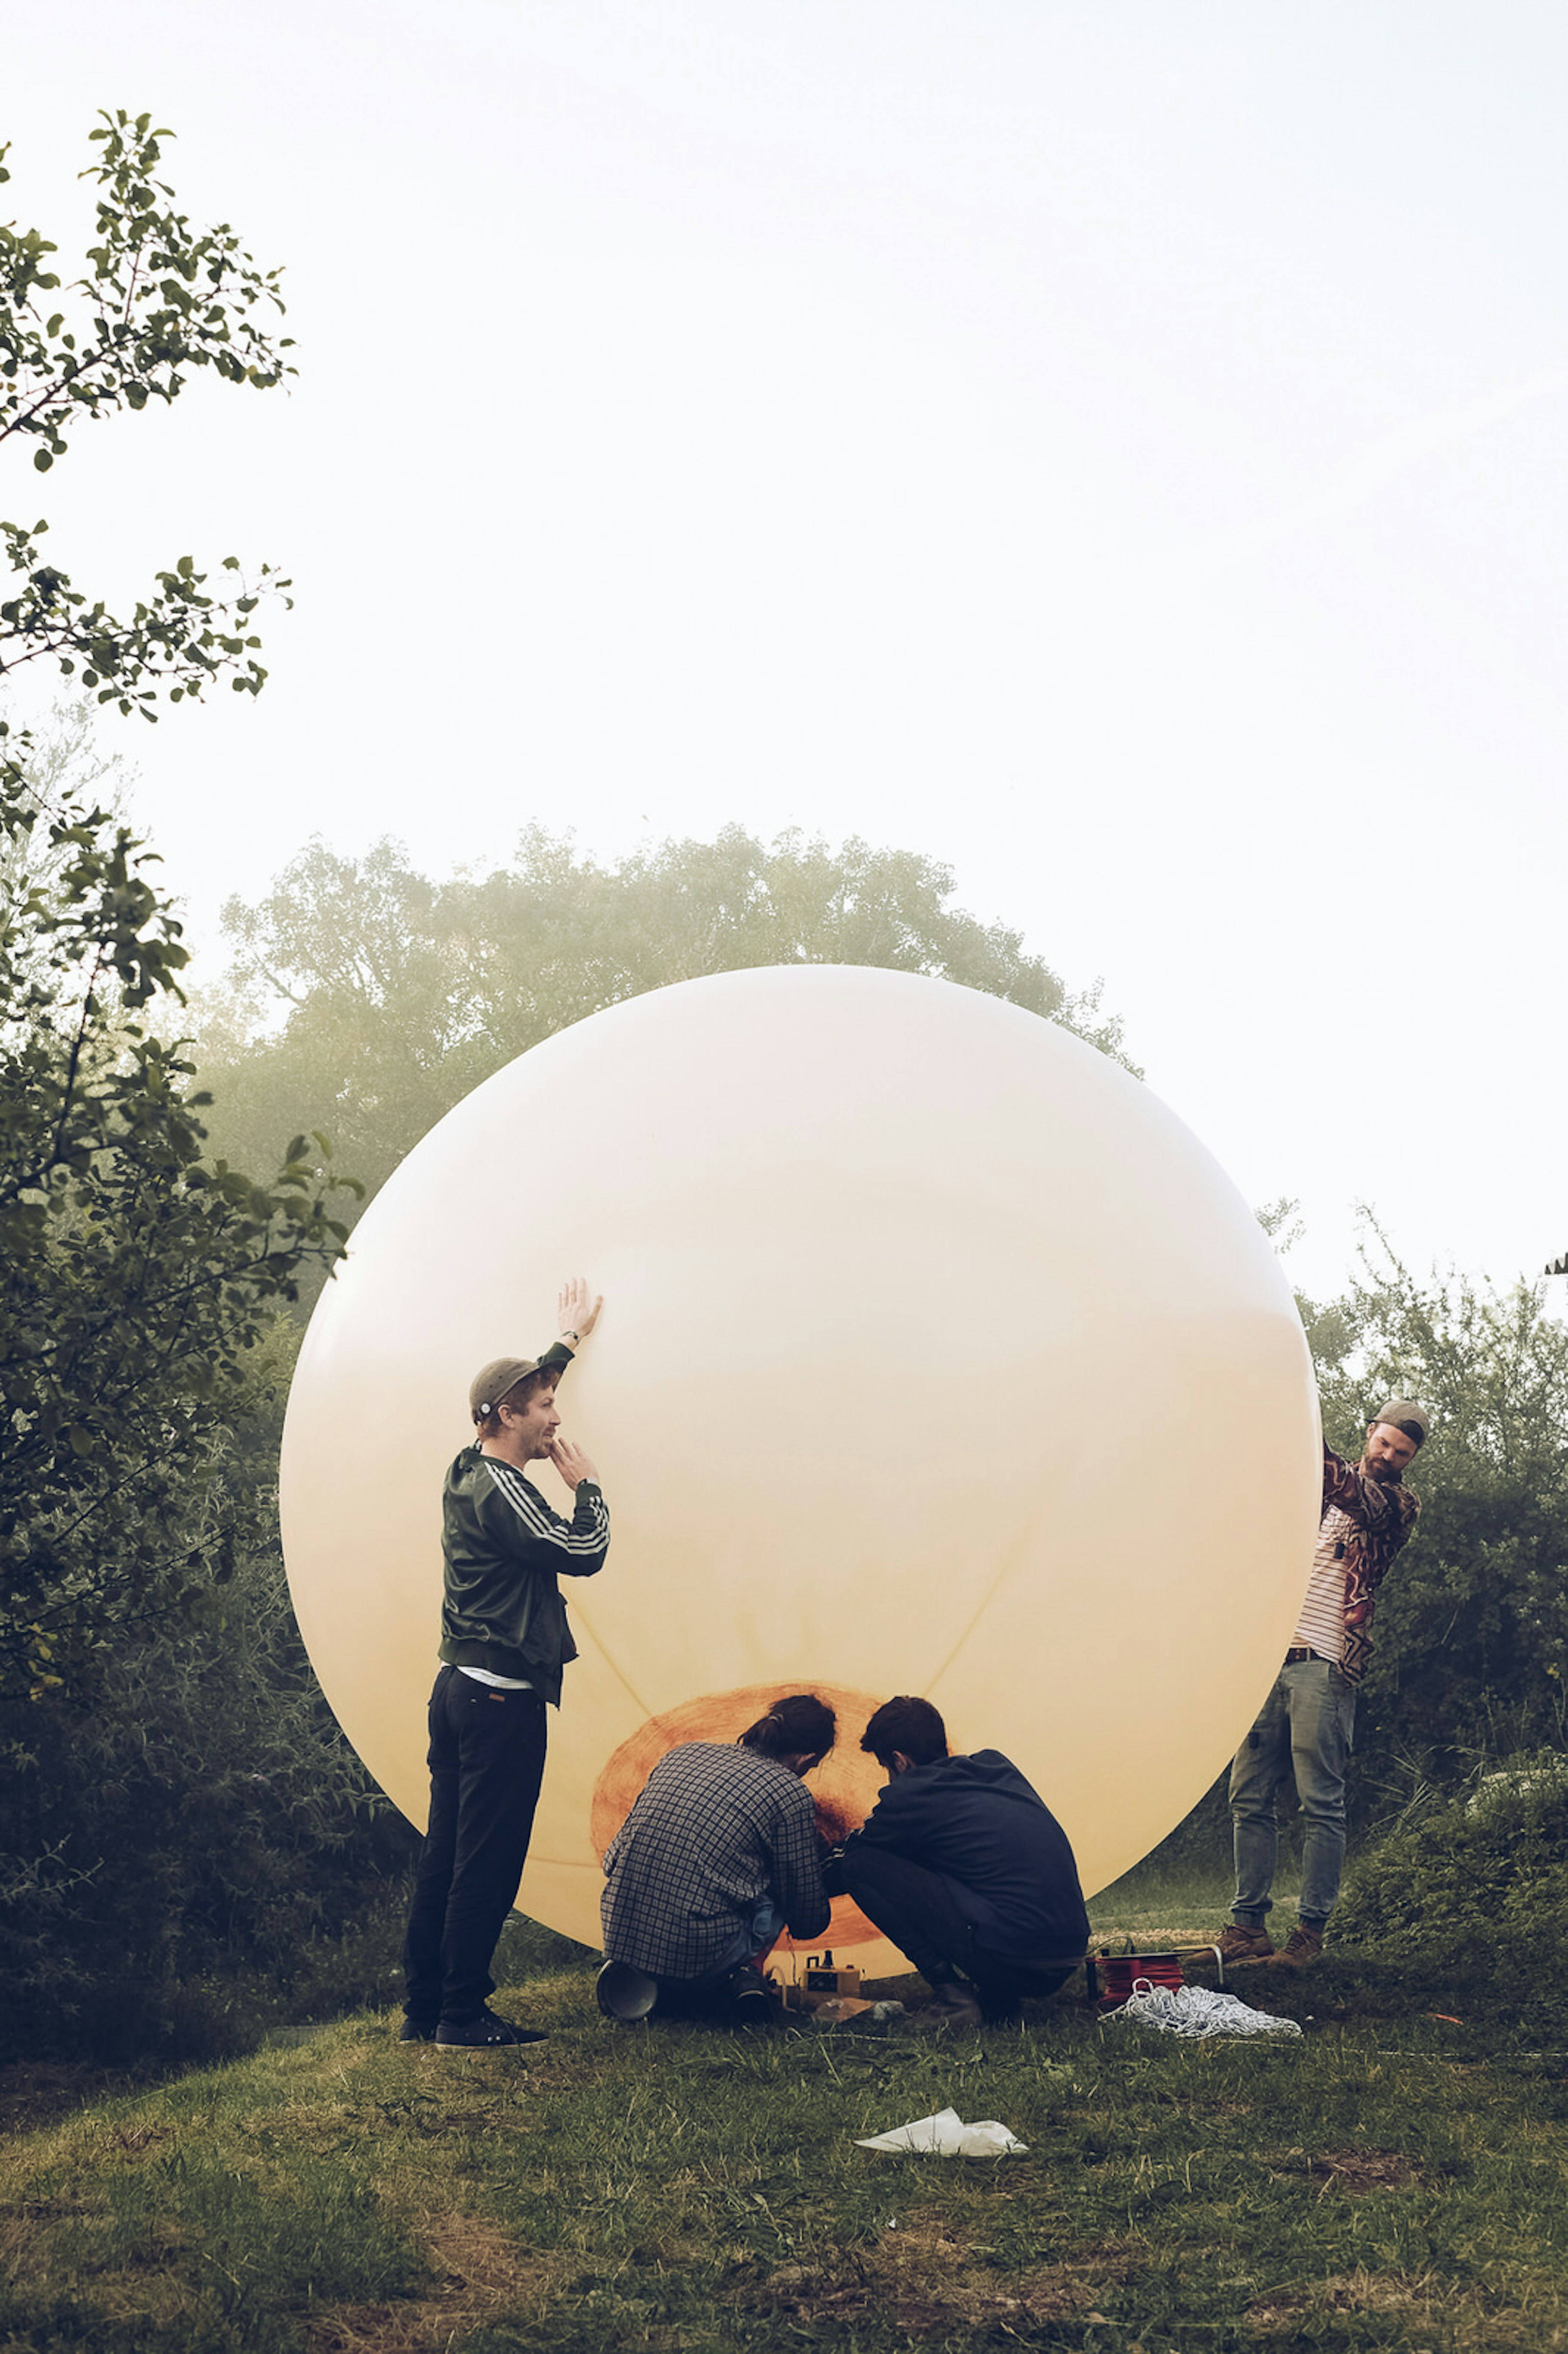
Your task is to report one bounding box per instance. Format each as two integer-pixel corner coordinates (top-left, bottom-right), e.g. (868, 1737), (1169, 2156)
(402, 1665), (548, 2025)
(842, 1844), (1077, 2014)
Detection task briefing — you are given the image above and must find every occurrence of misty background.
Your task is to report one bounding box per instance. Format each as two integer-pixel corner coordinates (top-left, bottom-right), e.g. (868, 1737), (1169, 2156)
(6, 0), (1566, 1300)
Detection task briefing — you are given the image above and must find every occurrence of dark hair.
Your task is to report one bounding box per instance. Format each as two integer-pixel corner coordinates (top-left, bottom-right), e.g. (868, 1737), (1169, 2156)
(474, 1367), (555, 1440)
(739, 1692), (837, 1763)
(861, 1695), (948, 1769)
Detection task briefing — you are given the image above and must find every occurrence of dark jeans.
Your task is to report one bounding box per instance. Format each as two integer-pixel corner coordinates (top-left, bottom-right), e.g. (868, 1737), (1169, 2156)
(403, 1665), (548, 2025)
(843, 1844), (1079, 2015)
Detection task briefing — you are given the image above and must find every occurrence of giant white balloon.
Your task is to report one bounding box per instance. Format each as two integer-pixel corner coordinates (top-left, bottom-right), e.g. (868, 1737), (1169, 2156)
(281, 966), (1321, 1977)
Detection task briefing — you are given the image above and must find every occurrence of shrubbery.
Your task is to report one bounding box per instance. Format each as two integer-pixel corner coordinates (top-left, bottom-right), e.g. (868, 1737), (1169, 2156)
(0, 1592), (417, 2062)
(0, 1348), (418, 2065)
(1336, 1755), (1568, 1978)
(1310, 1246), (1568, 1813)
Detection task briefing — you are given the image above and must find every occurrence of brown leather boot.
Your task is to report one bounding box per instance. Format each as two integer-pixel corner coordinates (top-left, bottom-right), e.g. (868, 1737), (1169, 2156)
(1266, 1924), (1324, 1969)
(1214, 1923), (1274, 1966)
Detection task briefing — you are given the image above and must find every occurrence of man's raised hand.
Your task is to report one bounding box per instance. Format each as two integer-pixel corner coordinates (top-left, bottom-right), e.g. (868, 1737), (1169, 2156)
(548, 1437), (599, 1491)
(557, 1276), (603, 1346)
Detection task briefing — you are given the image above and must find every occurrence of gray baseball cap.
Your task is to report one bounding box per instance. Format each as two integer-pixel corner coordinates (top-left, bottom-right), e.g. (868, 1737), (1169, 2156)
(1370, 1398), (1429, 1447)
(469, 1356), (548, 1422)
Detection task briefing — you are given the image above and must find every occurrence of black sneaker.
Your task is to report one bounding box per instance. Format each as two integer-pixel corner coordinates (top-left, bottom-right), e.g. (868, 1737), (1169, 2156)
(435, 2008), (549, 2049)
(916, 1980), (984, 2031)
(725, 1965), (778, 2026)
(398, 2016), (438, 2044)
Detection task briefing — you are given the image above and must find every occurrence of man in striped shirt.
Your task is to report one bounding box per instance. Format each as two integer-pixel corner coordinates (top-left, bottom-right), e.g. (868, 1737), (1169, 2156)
(401, 1278), (610, 2049)
(1217, 1400), (1426, 1972)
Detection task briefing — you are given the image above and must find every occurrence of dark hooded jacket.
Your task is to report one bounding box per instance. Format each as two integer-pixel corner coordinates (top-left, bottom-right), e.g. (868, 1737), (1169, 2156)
(849, 1749), (1089, 1961)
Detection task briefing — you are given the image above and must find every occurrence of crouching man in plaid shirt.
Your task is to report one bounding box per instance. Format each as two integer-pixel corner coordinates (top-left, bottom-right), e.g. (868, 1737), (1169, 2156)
(598, 1694), (835, 2023)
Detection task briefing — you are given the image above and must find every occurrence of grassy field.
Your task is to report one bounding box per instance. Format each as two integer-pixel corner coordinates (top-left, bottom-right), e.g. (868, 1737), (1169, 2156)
(3, 1886), (1566, 2354)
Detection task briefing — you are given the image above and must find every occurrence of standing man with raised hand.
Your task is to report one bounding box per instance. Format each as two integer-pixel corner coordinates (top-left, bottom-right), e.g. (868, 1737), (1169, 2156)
(401, 1277), (608, 2049)
(1216, 1400), (1428, 1973)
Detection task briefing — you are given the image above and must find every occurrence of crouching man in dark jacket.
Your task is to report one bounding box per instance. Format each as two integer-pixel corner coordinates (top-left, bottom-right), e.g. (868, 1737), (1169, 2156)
(829, 1696), (1089, 2028)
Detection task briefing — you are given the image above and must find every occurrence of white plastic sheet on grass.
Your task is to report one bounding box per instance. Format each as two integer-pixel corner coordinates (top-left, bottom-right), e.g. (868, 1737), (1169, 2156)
(856, 2107), (1028, 2157)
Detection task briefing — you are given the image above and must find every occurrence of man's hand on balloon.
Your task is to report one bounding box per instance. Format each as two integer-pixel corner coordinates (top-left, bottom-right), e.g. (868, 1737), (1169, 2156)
(548, 1437), (599, 1490)
(557, 1276), (603, 1347)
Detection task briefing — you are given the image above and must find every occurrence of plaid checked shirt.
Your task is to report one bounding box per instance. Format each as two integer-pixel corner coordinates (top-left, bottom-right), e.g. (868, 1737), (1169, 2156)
(600, 1741), (831, 1980)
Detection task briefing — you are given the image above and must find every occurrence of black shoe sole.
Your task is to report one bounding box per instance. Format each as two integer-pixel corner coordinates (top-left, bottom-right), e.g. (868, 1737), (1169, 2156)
(435, 2027), (549, 2049)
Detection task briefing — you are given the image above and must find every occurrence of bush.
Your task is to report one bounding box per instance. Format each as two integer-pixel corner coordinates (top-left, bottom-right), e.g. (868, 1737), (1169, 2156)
(1335, 1754), (1568, 1979)
(1310, 1246), (1568, 1808)
(0, 1519), (418, 2064)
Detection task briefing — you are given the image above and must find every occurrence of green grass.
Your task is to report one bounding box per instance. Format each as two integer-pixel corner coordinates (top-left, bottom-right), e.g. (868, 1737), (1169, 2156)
(1089, 1867), (1236, 1951)
(4, 1889), (1568, 2354)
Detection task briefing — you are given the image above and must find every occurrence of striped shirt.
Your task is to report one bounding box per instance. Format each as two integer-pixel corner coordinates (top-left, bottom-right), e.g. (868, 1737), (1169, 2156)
(1293, 1506), (1351, 1661)
(480, 1457), (610, 1558)
(1289, 1445), (1421, 1685)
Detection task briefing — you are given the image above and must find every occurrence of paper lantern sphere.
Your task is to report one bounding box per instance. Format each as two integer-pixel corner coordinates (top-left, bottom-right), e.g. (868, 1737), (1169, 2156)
(281, 966), (1320, 1979)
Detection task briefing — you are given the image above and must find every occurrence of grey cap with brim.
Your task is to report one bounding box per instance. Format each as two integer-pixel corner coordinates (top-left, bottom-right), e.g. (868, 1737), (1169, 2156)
(470, 1355), (545, 1421)
(1370, 1398), (1429, 1447)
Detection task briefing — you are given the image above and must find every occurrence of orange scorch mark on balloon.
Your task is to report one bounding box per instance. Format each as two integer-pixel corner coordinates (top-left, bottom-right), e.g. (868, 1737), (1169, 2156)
(590, 1682), (891, 1951)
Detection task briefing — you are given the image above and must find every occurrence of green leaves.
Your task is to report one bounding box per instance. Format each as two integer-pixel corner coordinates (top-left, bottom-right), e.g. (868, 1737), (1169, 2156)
(1308, 1234), (1568, 1802)
(0, 761), (359, 1697)
(194, 827), (1135, 1229)
(0, 112), (334, 1701)
(1, 110), (296, 731)
(0, 513), (292, 765)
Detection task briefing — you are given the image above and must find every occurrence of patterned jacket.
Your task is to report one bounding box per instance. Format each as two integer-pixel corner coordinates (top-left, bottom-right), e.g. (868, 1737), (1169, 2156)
(1324, 1442), (1419, 1685)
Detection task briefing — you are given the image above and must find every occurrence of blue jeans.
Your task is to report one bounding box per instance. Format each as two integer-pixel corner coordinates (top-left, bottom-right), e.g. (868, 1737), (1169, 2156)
(709, 1897), (785, 1977)
(647, 1898), (785, 2018)
(1229, 1658), (1357, 1929)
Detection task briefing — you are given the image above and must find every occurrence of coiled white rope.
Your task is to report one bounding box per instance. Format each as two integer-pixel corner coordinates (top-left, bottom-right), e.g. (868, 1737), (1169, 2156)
(1103, 1980), (1303, 2039)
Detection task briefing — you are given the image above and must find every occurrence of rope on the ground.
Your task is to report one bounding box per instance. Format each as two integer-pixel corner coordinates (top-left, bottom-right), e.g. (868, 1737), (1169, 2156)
(1101, 1980), (1303, 2039)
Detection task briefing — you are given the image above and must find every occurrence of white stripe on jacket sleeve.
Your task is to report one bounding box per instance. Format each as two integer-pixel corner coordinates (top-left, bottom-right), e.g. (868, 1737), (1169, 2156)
(484, 1459), (608, 1554)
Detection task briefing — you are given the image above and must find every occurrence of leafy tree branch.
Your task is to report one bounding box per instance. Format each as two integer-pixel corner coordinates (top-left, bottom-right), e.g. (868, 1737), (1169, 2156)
(1, 111), (293, 785)
(0, 113), (352, 1702)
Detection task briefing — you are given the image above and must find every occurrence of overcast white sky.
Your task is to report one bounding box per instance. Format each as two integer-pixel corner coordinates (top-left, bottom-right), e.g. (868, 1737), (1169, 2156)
(5, 1), (1566, 1303)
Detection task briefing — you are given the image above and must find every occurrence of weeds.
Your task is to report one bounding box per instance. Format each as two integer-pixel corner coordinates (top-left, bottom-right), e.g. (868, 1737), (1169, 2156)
(1336, 1759), (1568, 1981)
